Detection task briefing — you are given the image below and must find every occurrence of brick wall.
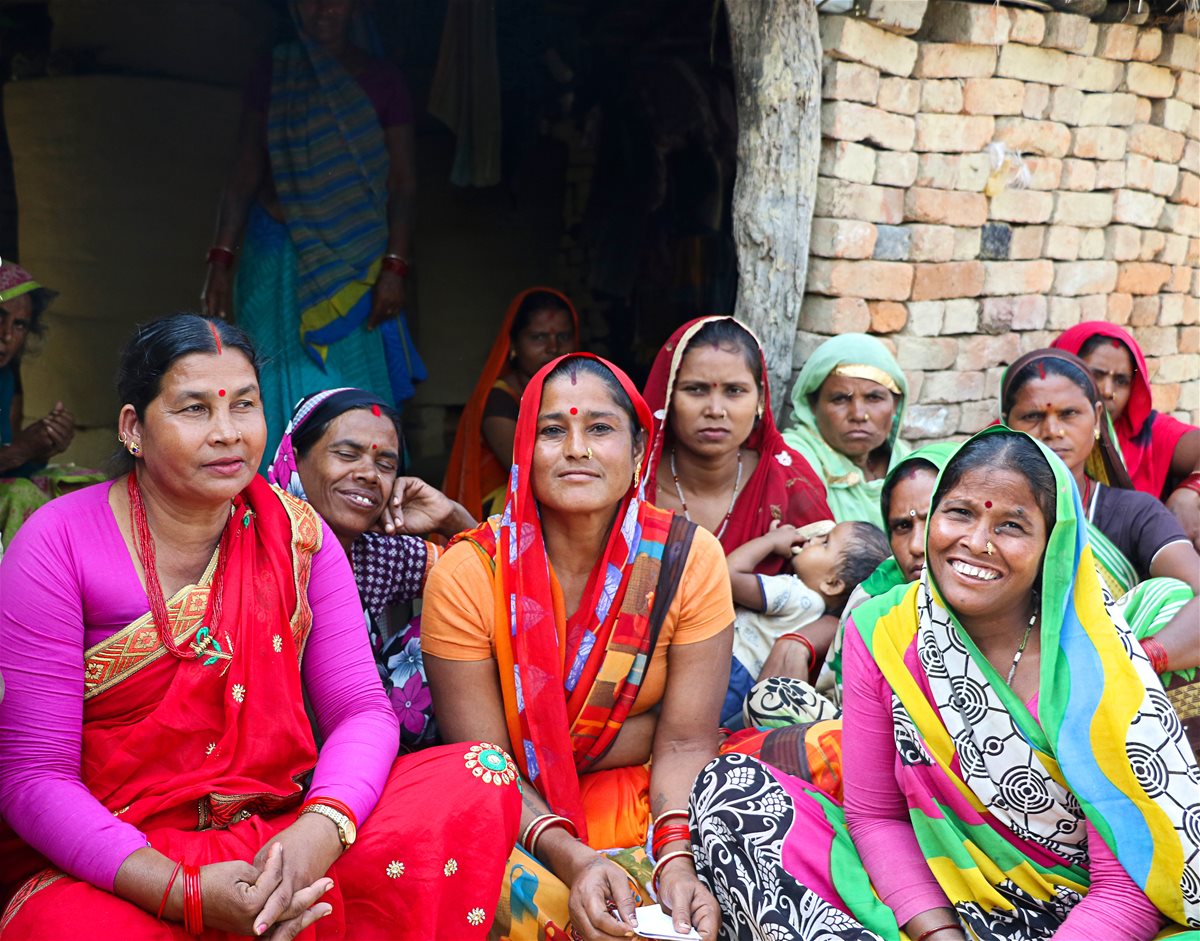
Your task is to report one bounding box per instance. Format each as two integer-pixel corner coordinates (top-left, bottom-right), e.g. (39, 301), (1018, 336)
(799, 0), (1199, 441)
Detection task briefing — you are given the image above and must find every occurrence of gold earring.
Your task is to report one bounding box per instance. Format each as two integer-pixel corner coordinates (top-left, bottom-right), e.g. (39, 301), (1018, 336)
(128, 441), (142, 457)
(1094, 428), (1101, 441)
(633, 466), (641, 490)
(118, 432), (128, 445)
(986, 540), (994, 556)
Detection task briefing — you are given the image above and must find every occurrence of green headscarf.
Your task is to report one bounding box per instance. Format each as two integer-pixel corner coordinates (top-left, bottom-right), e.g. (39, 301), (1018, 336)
(782, 333), (911, 527)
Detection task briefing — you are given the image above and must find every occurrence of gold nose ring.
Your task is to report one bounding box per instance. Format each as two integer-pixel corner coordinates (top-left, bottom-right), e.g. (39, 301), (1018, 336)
(587, 448), (593, 460)
(986, 541), (995, 556)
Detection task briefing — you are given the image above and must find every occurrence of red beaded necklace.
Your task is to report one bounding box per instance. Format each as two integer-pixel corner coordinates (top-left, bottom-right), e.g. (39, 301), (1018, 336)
(127, 472), (231, 659)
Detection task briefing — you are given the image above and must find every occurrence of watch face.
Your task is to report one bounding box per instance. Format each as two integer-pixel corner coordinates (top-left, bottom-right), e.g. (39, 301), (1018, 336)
(342, 818), (357, 845)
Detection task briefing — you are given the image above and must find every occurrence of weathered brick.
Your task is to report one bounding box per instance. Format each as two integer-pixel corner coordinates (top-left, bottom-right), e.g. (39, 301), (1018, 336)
(907, 300), (944, 336)
(1159, 204), (1200, 239)
(1175, 172), (1200, 209)
(1045, 225), (1082, 260)
(1042, 12), (1091, 52)
(1130, 295), (1162, 327)
(856, 0), (929, 36)
(1104, 293), (1132, 325)
(806, 259), (914, 300)
(1151, 99), (1194, 136)
(1132, 28), (1162, 63)
(1115, 262), (1171, 295)
(921, 369), (985, 404)
(943, 299), (980, 333)
(895, 336), (959, 371)
(1124, 153), (1156, 191)
(1079, 23), (1100, 57)
(1078, 228), (1106, 260)
(1188, 238), (1200, 267)
(919, 1), (1010, 44)
(1052, 260), (1118, 296)
(961, 78), (1023, 115)
(1077, 92), (1138, 127)
(1112, 189), (1165, 228)
(1095, 159), (1126, 189)
(814, 179), (905, 224)
(810, 217), (878, 259)
(877, 77), (921, 115)
(872, 224), (911, 261)
(1008, 8), (1045, 45)
(1070, 126), (1127, 160)
(867, 301), (908, 334)
(1179, 72), (1200, 109)
(1127, 124), (1186, 162)
(1060, 159), (1097, 192)
(1010, 225), (1046, 260)
(1134, 96), (1152, 124)
(1181, 324), (1200, 353)
(984, 294), (1049, 333)
(1135, 326), (1178, 357)
(821, 15), (919, 77)
(1155, 353), (1195, 384)
(1159, 233), (1189, 266)
(1022, 83), (1050, 119)
(997, 44), (1070, 85)
(989, 189), (1054, 224)
(982, 260), (1054, 296)
(980, 223), (1012, 260)
(1048, 296), (1081, 329)
(915, 153), (990, 191)
(1095, 23), (1137, 60)
(1139, 230), (1166, 262)
(1151, 382), (1181, 413)
(1047, 86), (1084, 125)
(920, 79), (965, 114)
(994, 118), (1071, 158)
(910, 261), (985, 301)
(1068, 57), (1124, 93)
(1185, 140), (1200, 176)
(1024, 156), (1064, 191)
(1124, 62), (1176, 99)
(1147, 161), (1180, 198)
(820, 140), (877, 185)
(823, 101), (916, 151)
(907, 224), (956, 262)
(913, 42), (997, 79)
(905, 187), (989, 226)
(800, 296), (872, 333)
(874, 151), (919, 188)
(1156, 33), (1200, 72)
(956, 332), (1021, 371)
(953, 227), (982, 260)
(823, 60), (881, 104)
(1052, 191), (1114, 228)
(905, 404), (962, 440)
(914, 114), (995, 153)
(1104, 225), (1142, 261)
(1167, 265), (1192, 294)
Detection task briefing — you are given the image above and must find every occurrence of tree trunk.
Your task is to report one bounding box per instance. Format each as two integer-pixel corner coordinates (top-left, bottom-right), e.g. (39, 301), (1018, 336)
(725, 0), (822, 416)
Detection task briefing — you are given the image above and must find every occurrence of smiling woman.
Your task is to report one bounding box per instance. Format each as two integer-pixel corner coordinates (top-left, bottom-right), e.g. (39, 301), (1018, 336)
(0, 314), (520, 939)
(689, 428), (1200, 941)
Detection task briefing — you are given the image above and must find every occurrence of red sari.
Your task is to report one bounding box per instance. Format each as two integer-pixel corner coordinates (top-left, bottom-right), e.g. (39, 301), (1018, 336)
(1052, 321), (1197, 499)
(642, 316), (831, 574)
(0, 478), (520, 940)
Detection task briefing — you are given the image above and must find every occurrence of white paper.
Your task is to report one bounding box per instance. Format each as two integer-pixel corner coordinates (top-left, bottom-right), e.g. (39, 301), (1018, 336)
(632, 903), (702, 940)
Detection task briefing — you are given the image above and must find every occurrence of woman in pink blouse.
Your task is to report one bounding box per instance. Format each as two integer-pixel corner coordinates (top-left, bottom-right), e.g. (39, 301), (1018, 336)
(0, 314), (518, 939)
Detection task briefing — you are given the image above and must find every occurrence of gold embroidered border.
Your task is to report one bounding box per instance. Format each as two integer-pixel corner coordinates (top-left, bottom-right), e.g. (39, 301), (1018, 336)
(82, 551), (221, 701)
(0, 869), (66, 933)
(273, 485), (322, 663)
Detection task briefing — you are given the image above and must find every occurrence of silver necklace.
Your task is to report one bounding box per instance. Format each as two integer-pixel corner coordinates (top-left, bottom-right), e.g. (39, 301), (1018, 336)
(669, 447), (743, 539)
(1005, 612), (1037, 685)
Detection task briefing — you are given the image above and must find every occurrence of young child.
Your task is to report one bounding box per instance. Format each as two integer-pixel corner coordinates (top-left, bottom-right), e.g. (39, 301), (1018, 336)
(720, 519), (889, 725)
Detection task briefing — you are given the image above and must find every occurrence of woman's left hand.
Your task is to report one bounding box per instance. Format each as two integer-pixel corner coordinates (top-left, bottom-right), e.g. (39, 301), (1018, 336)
(250, 814), (343, 934)
(379, 476), (475, 538)
(1165, 487), (1200, 553)
(658, 860), (720, 941)
(367, 270), (405, 331)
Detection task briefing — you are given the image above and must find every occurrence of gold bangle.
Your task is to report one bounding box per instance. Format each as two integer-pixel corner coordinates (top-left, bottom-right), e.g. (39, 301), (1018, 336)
(651, 849), (695, 893)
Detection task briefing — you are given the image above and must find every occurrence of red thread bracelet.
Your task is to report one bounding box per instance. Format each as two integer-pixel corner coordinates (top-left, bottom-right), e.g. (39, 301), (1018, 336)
(206, 246), (235, 268)
(1175, 472), (1200, 498)
(915, 924), (961, 941)
(156, 859), (182, 920)
(1141, 637), (1170, 674)
(779, 632), (818, 680)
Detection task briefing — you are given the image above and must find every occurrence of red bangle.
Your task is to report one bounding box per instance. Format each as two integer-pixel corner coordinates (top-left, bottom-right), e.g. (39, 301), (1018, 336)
(380, 253), (410, 276)
(206, 246), (235, 268)
(301, 796), (359, 830)
(1141, 637), (1170, 674)
(779, 632), (818, 681)
(916, 924), (961, 941)
(182, 864), (203, 934)
(652, 823), (692, 858)
(1175, 472), (1200, 497)
(156, 859), (182, 920)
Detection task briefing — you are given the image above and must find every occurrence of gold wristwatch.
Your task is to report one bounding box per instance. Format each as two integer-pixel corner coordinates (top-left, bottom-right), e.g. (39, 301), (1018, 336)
(300, 801), (357, 849)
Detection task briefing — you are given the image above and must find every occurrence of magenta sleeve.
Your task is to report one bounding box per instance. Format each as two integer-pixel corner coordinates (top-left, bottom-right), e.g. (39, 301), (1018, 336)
(301, 521), (399, 824)
(1051, 822), (1165, 940)
(0, 504), (149, 889)
(841, 619), (953, 927)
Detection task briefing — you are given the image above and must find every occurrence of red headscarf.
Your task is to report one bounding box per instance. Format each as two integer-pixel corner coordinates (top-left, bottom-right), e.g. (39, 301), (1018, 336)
(442, 287), (580, 519)
(642, 317), (831, 573)
(1052, 321), (1196, 498)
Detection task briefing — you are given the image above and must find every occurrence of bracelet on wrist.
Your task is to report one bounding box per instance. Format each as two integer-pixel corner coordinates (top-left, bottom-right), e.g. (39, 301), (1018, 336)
(778, 632), (818, 681)
(1173, 472), (1200, 498)
(915, 924), (961, 941)
(521, 813), (579, 859)
(651, 849), (694, 894)
(182, 863), (204, 935)
(156, 859), (183, 920)
(380, 253), (410, 277)
(1141, 636), (1170, 674)
(206, 246), (236, 268)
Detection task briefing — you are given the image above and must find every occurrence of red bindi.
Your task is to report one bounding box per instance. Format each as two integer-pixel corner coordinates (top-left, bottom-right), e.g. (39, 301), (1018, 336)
(569, 407), (578, 415)
(1112, 339), (1121, 348)
(370, 404), (381, 417)
(218, 389), (226, 397)
(371, 444), (377, 450)
(985, 500), (992, 508)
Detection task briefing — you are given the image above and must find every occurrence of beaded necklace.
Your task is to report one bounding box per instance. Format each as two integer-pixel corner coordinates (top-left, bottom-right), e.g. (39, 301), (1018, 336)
(669, 447), (743, 540)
